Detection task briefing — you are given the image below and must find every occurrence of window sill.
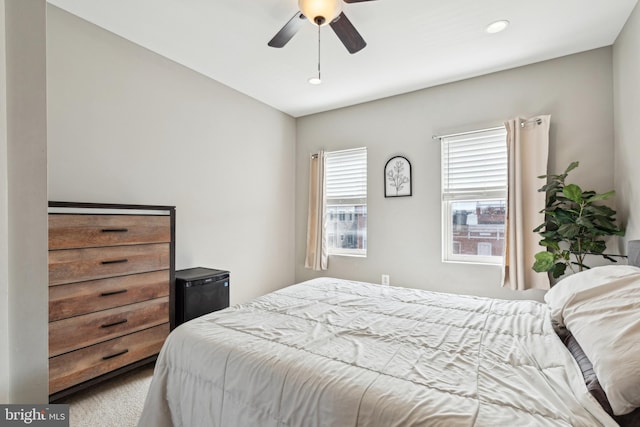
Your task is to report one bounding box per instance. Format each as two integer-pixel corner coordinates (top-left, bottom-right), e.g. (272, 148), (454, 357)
(442, 259), (502, 266)
(329, 253), (367, 258)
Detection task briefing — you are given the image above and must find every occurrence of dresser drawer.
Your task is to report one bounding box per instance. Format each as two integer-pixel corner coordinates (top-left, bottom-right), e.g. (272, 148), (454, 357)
(49, 297), (169, 357)
(49, 323), (169, 395)
(49, 214), (170, 250)
(49, 243), (170, 286)
(49, 270), (169, 322)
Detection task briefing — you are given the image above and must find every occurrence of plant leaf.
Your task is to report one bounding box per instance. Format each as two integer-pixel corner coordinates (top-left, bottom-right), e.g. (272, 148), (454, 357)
(590, 241), (607, 253)
(532, 251), (555, 272)
(533, 223), (545, 233)
(586, 190), (615, 203)
(539, 239), (561, 251)
(564, 161), (580, 174)
(558, 223), (580, 239)
(552, 262), (567, 279)
(586, 205), (616, 216)
(576, 217), (594, 228)
(563, 184), (583, 203)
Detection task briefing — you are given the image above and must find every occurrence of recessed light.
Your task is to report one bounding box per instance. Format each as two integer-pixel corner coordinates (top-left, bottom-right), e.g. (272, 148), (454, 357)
(308, 77), (322, 85)
(485, 20), (509, 34)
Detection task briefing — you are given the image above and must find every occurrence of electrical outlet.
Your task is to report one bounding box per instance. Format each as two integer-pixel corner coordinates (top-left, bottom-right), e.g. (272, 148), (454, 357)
(381, 274), (390, 286)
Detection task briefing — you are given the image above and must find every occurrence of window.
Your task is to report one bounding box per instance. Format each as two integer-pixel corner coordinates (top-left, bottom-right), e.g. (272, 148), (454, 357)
(325, 148), (367, 256)
(441, 128), (507, 264)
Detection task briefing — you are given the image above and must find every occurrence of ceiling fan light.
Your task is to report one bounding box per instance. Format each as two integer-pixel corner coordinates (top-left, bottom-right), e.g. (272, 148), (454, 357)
(299, 0), (342, 26)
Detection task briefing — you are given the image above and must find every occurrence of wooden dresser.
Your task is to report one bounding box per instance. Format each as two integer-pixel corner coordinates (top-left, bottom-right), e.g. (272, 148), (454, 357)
(47, 201), (175, 401)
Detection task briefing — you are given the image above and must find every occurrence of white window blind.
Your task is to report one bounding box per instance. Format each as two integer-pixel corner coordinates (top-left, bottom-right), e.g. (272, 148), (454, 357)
(441, 128), (507, 201)
(325, 148), (367, 202)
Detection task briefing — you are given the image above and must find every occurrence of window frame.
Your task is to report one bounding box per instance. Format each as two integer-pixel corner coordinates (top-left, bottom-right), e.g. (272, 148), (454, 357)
(324, 147), (367, 257)
(440, 127), (507, 265)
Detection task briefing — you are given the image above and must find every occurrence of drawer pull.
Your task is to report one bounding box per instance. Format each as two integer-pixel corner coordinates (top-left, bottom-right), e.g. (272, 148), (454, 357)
(102, 349), (129, 360)
(101, 228), (129, 233)
(101, 319), (128, 328)
(100, 289), (128, 297)
(101, 259), (128, 265)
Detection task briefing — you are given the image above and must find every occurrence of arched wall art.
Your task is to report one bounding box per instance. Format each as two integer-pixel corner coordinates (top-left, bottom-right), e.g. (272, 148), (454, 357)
(384, 156), (412, 197)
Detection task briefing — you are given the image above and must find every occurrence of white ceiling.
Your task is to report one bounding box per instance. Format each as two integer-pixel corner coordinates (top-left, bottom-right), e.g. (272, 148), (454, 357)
(47, 0), (638, 118)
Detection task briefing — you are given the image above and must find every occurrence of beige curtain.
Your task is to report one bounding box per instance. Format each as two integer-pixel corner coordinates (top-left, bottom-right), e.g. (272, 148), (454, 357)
(502, 116), (551, 290)
(304, 151), (328, 270)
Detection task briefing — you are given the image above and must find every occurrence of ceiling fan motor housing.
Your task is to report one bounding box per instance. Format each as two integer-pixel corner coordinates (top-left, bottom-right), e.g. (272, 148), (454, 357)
(298, 0), (342, 26)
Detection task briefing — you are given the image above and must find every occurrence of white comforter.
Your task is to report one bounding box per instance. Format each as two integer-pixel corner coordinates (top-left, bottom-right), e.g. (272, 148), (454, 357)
(138, 278), (616, 427)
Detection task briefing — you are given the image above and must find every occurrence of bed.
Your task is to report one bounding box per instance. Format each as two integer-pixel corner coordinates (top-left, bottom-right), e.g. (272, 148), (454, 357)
(138, 267), (640, 426)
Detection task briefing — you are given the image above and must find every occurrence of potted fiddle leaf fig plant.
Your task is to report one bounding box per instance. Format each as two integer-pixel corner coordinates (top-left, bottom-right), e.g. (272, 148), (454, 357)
(532, 161), (624, 280)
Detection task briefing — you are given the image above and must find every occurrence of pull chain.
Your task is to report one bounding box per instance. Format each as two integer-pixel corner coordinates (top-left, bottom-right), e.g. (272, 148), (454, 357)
(308, 23), (322, 85)
(317, 24), (321, 82)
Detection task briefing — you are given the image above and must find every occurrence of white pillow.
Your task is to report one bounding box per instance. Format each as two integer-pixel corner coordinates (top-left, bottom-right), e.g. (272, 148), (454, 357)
(544, 265), (640, 415)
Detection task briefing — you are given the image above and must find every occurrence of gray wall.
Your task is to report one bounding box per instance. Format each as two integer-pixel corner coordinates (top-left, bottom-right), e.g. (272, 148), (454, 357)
(295, 48), (615, 300)
(0, 0), (49, 403)
(614, 2), (640, 247)
(47, 5), (297, 305)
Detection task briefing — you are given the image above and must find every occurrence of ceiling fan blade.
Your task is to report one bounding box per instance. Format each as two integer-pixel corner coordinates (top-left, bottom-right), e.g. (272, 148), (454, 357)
(343, 0), (376, 2)
(268, 12), (306, 48)
(330, 12), (366, 54)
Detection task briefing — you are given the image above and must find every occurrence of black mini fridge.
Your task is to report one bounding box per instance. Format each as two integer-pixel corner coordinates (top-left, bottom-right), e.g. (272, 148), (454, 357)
(175, 267), (230, 327)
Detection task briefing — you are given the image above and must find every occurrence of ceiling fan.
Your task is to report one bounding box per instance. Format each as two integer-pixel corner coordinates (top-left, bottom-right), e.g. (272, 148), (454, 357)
(268, 0), (375, 54)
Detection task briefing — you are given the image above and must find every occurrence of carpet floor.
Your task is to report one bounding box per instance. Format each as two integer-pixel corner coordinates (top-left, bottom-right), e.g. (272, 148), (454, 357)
(57, 365), (154, 427)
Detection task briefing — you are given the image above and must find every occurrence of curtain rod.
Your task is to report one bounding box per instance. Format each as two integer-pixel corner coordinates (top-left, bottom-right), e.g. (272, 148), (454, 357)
(520, 118), (542, 128)
(432, 126), (504, 140)
(311, 147), (365, 158)
(432, 118), (543, 140)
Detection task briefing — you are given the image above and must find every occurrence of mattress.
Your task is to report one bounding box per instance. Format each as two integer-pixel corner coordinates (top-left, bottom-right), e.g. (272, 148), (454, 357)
(138, 277), (617, 426)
